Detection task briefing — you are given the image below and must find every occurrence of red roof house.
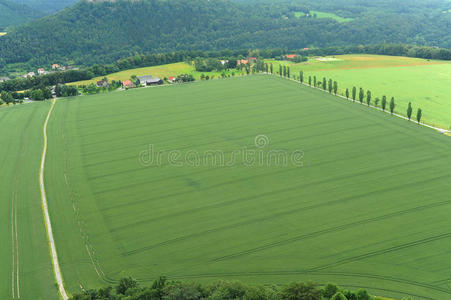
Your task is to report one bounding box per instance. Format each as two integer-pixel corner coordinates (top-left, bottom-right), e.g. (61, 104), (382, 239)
(285, 54), (297, 59)
(237, 59), (249, 65)
(122, 80), (135, 88)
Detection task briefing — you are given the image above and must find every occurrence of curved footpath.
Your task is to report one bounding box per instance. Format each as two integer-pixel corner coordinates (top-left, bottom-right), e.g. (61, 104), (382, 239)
(39, 99), (69, 300)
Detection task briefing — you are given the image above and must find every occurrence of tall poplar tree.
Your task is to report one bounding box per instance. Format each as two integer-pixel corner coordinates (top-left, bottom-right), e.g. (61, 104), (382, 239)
(416, 108), (422, 123)
(390, 97), (395, 114)
(407, 102), (413, 120)
(381, 95), (387, 111)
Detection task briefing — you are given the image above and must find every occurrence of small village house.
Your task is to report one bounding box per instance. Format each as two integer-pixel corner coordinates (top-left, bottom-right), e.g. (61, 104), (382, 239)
(168, 76), (176, 83)
(22, 72), (35, 78)
(237, 59), (248, 66)
(285, 54), (297, 59)
(52, 64), (60, 70)
(37, 68), (45, 75)
(122, 80), (135, 88)
(97, 79), (109, 88)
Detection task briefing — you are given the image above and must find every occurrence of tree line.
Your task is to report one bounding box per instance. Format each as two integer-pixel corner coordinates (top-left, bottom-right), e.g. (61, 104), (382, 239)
(68, 276), (410, 300)
(1, 42), (451, 94)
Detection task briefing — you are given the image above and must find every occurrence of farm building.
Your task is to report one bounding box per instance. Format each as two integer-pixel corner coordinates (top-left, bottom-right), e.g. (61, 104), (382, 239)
(0, 77), (10, 83)
(138, 75), (163, 86)
(168, 76), (176, 83)
(285, 54), (297, 59)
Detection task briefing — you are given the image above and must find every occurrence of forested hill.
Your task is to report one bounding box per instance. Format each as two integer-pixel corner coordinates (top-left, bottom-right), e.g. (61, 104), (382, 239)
(0, 0), (451, 69)
(0, 0), (43, 30)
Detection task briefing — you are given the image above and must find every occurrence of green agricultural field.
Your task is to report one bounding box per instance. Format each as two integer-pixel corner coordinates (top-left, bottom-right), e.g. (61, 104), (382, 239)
(69, 62), (244, 86)
(0, 32), (6, 36)
(0, 102), (58, 300)
(269, 55), (451, 129)
(43, 75), (451, 299)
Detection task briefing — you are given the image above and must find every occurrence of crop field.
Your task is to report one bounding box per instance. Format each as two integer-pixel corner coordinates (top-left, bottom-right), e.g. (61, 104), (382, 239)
(270, 55), (451, 129)
(0, 102), (58, 300)
(69, 62), (244, 86)
(40, 75), (451, 299)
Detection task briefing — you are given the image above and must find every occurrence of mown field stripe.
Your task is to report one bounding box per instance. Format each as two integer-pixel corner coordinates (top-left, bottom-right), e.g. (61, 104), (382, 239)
(39, 99), (68, 300)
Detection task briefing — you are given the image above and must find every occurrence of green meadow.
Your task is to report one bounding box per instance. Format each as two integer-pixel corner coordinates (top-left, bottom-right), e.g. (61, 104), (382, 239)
(0, 102), (58, 300)
(270, 55), (451, 129)
(295, 11), (353, 23)
(41, 75), (451, 299)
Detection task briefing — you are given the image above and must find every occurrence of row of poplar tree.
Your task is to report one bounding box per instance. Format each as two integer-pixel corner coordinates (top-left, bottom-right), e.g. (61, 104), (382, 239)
(264, 63), (423, 125)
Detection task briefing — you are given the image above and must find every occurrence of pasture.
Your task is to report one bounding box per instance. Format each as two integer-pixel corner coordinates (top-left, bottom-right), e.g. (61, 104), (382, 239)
(69, 62), (243, 86)
(45, 75), (451, 299)
(271, 55), (451, 129)
(0, 102), (58, 300)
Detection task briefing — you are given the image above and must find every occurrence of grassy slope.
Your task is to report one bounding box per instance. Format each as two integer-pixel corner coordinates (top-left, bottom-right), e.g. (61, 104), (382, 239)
(269, 55), (451, 129)
(47, 76), (451, 299)
(0, 102), (58, 300)
(69, 62), (245, 86)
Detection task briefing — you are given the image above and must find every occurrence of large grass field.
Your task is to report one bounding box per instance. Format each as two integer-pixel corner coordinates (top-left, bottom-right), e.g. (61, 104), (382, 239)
(0, 102), (58, 300)
(41, 75), (451, 299)
(270, 55), (451, 129)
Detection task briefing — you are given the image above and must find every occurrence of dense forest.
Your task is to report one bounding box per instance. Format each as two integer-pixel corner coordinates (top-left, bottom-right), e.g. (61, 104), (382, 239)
(69, 276), (390, 300)
(0, 0), (450, 71)
(0, 0), (43, 30)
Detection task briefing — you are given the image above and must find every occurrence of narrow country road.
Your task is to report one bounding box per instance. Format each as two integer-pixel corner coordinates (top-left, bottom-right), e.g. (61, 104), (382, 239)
(39, 99), (69, 300)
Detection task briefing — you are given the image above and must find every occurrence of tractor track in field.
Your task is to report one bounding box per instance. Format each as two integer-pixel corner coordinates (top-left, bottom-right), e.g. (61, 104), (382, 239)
(155, 270), (444, 299)
(124, 198), (451, 257)
(96, 127), (424, 216)
(10, 105), (39, 299)
(59, 101), (111, 286)
(39, 99), (68, 300)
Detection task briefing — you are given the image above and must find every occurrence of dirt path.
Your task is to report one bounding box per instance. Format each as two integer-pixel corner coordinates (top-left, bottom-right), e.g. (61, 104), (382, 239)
(40, 99), (69, 300)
